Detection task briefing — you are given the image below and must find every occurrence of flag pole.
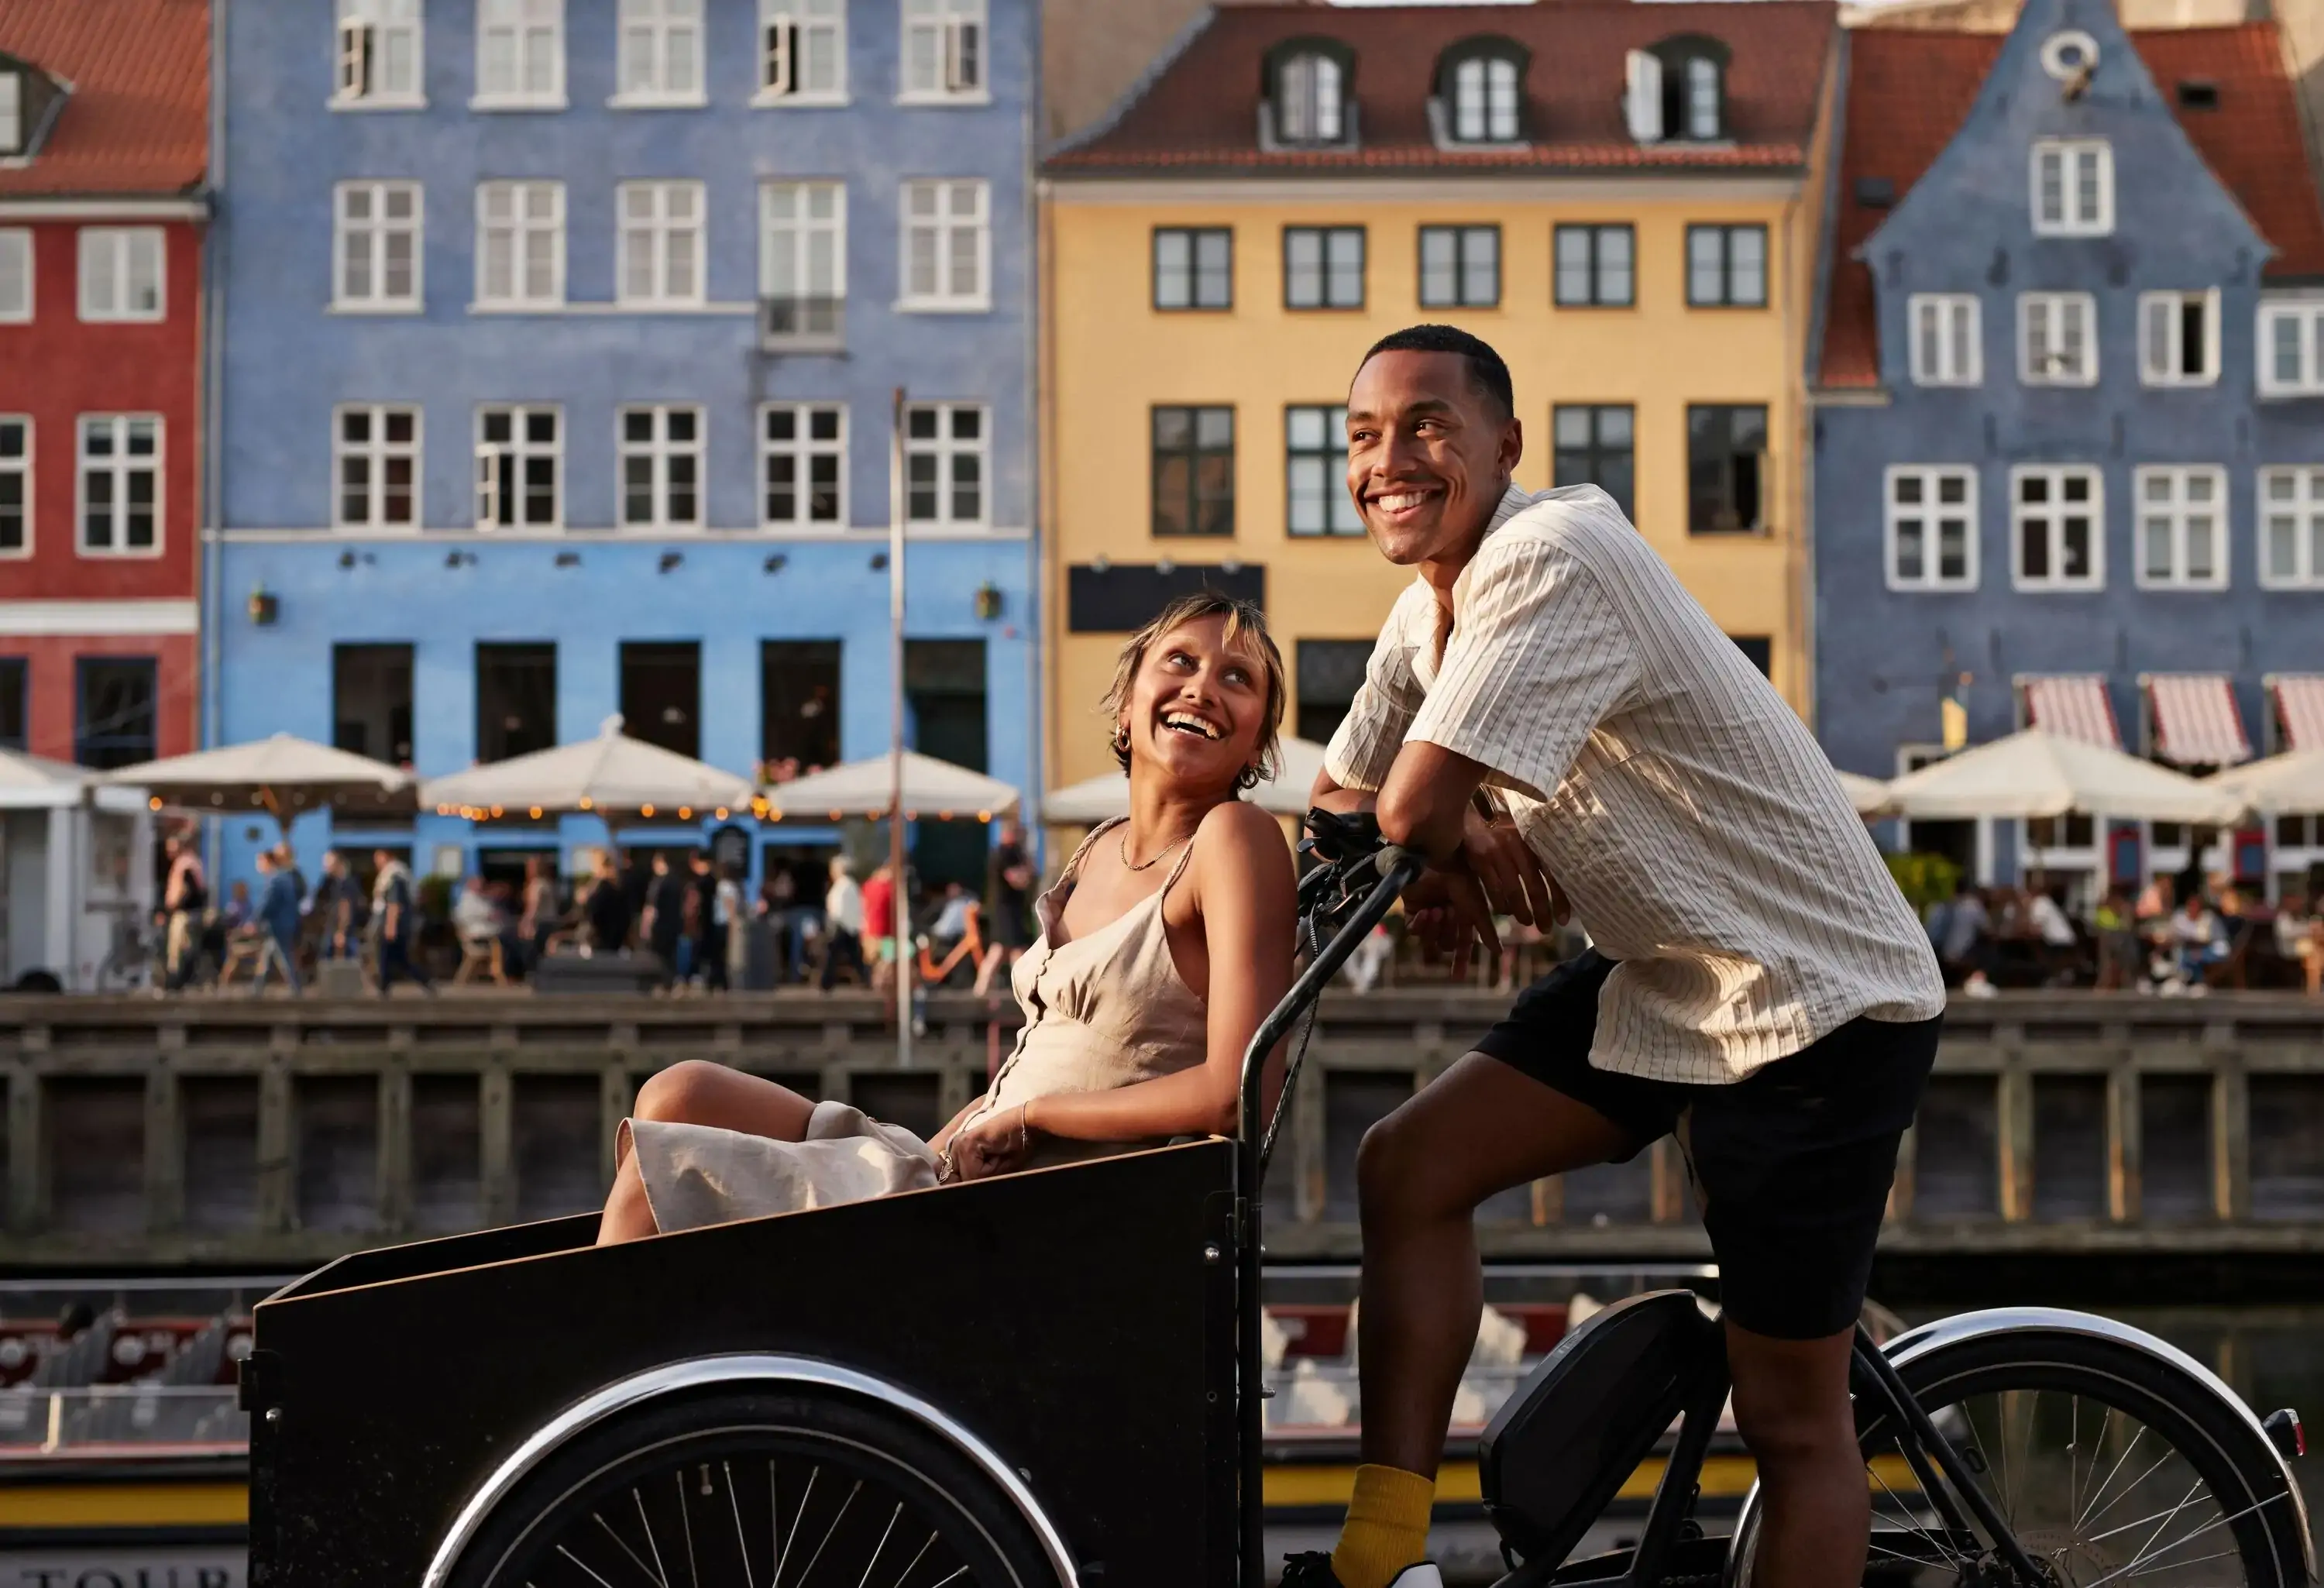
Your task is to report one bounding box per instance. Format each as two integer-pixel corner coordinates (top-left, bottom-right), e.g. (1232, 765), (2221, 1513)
(890, 387), (912, 1068)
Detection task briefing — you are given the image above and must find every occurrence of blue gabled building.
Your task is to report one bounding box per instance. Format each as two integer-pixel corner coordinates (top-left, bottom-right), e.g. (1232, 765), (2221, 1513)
(211, 0), (1037, 892)
(1811, 0), (2324, 897)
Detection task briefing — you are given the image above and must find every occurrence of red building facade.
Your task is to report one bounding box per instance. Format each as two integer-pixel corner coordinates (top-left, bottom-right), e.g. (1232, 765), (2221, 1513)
(0, 0), (208, 768)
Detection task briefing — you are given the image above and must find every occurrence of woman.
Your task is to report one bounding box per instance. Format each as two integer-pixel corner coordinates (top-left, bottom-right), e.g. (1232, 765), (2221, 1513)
(819, 857), (865, 990)
(600, 593), (1298, 1242)
(517, 855), (556, 971)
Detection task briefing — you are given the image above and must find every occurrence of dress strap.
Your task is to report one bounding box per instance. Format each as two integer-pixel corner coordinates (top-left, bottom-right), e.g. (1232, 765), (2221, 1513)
(1059, 816), (1126, 886)
(1155, 815), (1204, 901)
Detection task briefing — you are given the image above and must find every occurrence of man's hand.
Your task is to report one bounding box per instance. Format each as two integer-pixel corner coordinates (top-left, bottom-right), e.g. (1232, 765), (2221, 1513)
(1460, 806), (1566, 930)
(1401, 864), (1501, 981)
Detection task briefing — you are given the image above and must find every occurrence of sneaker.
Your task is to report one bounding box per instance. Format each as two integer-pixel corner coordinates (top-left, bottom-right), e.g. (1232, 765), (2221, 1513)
(1277, 1555), (1445, 1588)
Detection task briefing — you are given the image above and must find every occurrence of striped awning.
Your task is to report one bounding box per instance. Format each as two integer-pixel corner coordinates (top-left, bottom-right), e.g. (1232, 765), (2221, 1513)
(2274, 675), (2324, 752)
(2021, 675), (2121, 750)
(2146, 675), (2252, 767)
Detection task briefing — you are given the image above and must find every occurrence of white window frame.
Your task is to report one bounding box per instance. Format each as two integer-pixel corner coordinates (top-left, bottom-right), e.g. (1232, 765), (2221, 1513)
(77, 414), (164, 559)
(0, 68), (19, 153)
(760, 180), (846, 309)
(898, 178), (988, 312)
(1448, 55), (1518, 144)
(617, 404), (703, 530)
(77, 229), (166, 324)
(2018, 291), (2097, 387)
(614, 0), (704, 108)
(2030, 138), (2113, 237)
(899, 0), (987, 105)
(0, 229), (29, 324)
(1885, 465), (1979, 591)
(2257, 466), (2324, 589)
(474, 404), (562, 529)
(2139, 289), (2220, 388)
(332, 404), (423, 530)
(902, 400), (988, 528)
(757, 0), (847, 105)
(332, 180), (423, 311)
(474, 180), (565, 309)
(760, 402), (849, 528)
(1277, 52), (1344, 144)
(473, 0), (565, 109)
(2132, 465), (2229, 590)
(616, 180), (705, 308)
(0, 415), (30, 560)
(333, 0), (426, 108)
(1908, 294), (1981, 387)
(2257, 301), (2324, 398)
(2010, 463), (2106, 591)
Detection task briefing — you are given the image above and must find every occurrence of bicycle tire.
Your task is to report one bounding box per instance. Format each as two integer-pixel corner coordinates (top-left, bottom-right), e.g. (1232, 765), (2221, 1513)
(437, 1387), (1067, 1588)
(1726, 1326), (2309, 1588)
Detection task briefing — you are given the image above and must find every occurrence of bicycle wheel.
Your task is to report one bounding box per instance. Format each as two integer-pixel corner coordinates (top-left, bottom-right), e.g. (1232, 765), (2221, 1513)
(1728, 1327), (2309, 1588)
(438, 1388), (1067, 1588)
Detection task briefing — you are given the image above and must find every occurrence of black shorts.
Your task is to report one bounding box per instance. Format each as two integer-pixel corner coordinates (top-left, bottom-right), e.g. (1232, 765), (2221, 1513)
(1474, 950), (1940, 1340)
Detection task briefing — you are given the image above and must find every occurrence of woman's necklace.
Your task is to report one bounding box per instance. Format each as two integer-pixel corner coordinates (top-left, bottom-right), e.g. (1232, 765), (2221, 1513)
(1119, 827), (1192, 874)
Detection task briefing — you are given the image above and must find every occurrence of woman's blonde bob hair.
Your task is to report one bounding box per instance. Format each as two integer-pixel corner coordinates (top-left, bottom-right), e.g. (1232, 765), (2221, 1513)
(1099, 593), (1287, 788)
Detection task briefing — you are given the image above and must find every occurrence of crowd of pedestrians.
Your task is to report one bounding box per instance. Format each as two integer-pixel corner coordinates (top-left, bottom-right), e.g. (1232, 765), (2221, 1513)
(1927, 871), (2323, 996)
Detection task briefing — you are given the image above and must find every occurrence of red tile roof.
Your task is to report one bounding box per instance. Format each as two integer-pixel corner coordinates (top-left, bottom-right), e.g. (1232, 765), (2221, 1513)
(0, 0), (208, 199)
(1818, 22), (2324, 388)
(1047, 1), (1837, 176)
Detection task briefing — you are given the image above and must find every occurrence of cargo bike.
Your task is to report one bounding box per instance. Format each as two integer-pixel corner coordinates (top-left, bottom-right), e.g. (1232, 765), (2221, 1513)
(244, 815), (2315, 1588)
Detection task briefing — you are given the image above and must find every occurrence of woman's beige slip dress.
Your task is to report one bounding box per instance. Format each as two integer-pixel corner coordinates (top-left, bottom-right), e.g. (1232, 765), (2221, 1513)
(628, 816), (1212, 1234)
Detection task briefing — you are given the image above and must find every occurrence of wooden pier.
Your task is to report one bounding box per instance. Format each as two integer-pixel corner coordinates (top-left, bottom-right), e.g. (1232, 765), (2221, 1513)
(1, 992), (2320, 1267)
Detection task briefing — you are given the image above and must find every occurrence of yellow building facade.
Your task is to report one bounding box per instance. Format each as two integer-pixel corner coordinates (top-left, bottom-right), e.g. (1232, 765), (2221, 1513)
(1038, 5), (1840, 798)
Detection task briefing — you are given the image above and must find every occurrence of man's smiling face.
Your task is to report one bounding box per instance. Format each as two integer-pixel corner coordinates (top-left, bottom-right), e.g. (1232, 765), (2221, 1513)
(1345, 349), (1522, 571)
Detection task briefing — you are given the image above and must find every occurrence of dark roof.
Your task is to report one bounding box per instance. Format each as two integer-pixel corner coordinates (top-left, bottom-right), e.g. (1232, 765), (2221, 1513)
(1047, 2), (1837, 177)
(1819, 22), (2324, 389)
(0, 0), (208, 199)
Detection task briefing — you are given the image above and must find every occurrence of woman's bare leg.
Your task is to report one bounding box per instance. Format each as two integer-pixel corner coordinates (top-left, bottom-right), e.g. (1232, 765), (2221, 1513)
(596, 1060), (821, 1246)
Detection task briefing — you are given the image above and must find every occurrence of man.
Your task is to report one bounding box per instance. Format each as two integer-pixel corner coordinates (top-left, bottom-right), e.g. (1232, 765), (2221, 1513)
(311, 850), (367, 961)
(1282, 327), (1945, 1588)
(371, 848), (434, 997)
(157, 835), (208, 992)
(975, 818), (1036, 995)
(641, 853), (689, 987)
(249, 848), (304, 997)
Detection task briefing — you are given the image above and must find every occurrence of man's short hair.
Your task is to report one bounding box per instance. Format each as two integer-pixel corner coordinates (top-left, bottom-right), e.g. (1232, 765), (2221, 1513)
(1358, 324), (1514, 421)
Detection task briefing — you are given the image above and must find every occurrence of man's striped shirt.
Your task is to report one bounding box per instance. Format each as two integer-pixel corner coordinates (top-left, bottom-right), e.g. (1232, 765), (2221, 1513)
(1326, 483), (1944, 1084)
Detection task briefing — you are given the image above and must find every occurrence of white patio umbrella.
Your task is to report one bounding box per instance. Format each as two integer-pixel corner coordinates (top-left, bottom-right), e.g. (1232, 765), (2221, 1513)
(419, 717), (755, 823)
(2207, 750), (2324, 816)
(97, 732), (413, 822)
(1043, 735), (1333, 823)
(763, 750), (1019, 822)
(1834, 770), (1895, 820)
(1882, 729), (2246, 825)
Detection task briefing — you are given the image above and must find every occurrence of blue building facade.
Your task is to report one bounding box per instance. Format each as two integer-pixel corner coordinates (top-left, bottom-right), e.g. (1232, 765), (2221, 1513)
(211, 0), (1038, 889)
(1812, 0), (2324, 894)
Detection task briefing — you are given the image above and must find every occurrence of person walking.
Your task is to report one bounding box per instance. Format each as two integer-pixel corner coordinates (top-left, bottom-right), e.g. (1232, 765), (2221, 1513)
(371, 849), (434, 997)
(158, 835), (208, 992)
(642, 853), (687, 988)
(820, 857), (865, 991)
(249, 848), (304, 997)
(713, 861), (744, 992)
(1281, 326), (1945, 1588)
(974, 818), (1036, 996)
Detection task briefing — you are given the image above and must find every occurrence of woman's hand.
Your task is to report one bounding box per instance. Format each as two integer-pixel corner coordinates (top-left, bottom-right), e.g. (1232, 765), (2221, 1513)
(944, 1104), (1036, 1183)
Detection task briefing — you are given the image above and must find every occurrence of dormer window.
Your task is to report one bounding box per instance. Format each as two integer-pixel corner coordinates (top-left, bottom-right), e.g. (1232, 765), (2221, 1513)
(1625, 36), (1728, 145)
(0, 53), (63, 158)
(1267, 40), (1354, 149)
(1436, 39), (1525, 145)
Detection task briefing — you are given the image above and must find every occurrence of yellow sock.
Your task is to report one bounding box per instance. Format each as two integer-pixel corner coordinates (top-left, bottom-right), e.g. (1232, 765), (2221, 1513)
(1331, 1463), (1435, 1588)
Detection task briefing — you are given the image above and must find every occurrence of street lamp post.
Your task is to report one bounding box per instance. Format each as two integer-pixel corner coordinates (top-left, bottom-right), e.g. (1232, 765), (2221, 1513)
(889, 387), (912, 1068)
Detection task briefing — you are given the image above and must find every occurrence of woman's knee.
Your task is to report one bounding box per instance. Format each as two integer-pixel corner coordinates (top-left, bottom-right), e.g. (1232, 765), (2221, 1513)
(633, 1059), (731, 1123)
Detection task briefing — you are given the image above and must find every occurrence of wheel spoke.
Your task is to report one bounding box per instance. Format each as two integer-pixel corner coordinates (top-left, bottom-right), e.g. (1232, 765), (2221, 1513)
(596, 1510), (670, 1588)
(1870, 1460), (1968, 1568)
(856, 1502), (904, 1588)
(891, 1531), (939, 1588)
(775, 1466), (820, 1587)
(2082, 1490), (2287, 1588)
(558, 1543), (621, 1588)
(678, 1471), (700, 1588)
(792, 1478), (864, 1587)
(725, 1461), (755, 1588)
(636, 1488), (672, 1588)
(2076, 1421), (2150, 1532)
